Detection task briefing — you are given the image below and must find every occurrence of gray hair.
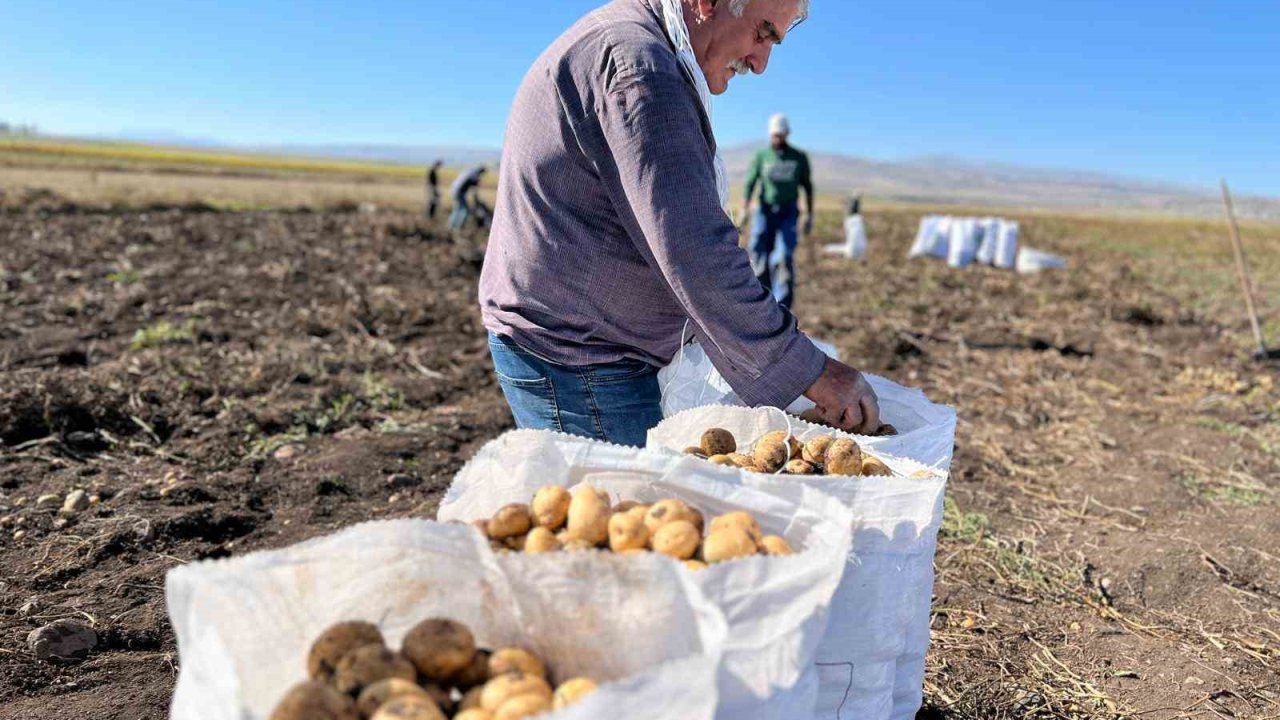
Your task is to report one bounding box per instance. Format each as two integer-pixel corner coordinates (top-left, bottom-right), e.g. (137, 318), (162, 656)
(727, 0), (810, 26)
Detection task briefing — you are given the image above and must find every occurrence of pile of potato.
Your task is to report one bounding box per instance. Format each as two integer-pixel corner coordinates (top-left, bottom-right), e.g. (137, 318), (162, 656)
(271, 617), (596, 720)
(683, 428), (893, 478)
(471, 485), (795, 569)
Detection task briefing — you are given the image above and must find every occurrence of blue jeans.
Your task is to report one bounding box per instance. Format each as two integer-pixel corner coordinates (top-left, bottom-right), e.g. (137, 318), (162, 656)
(749, 203), (799, 310)
(487, 333), (664, 447)
(448, 195), (471, 230)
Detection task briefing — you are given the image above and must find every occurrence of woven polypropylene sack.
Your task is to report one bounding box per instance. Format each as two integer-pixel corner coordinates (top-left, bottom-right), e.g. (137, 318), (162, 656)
(166, 520), (728, 720)
(438, 430), (855, 720)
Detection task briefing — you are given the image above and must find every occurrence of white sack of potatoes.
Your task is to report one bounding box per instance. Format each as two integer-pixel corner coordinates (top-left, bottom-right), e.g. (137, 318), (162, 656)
(166, 520), (728, 720)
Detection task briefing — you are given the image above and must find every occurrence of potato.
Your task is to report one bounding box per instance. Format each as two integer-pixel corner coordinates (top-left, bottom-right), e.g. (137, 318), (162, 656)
(608, 511), (650, 552)
(562, 537), (597, 552)
(861, 456), (892, 477)
(452, 650), (491, 689)
(458, 686), (484, 712)
(566, 485), (610, 546)
(454, 710), (493, 720)
(270, 680), (359, 720)
(760, 431), (802, 459)
(652, 520), (700, 560)
(480, 671), (553, 711)
(726, 453), (756, 469)
(488, 647), (546, 680)
(552, 677), (598, 709)
(708, 511), (761, 542)
(613, 500), (644, 514)
(644, 499), (701, 535)
(752, 439), (788, 473)
(369, 695), (446, 720)
(683, 559), (708, 571)
(524, 527), (562, 554)
(801, 435), (835, 467)
(423, 684), (454, 715)
(707, 454), (734, 466)
(759, 535), (795, 556)
(402, 618), (476, 682)
(682, 446), (707, 457)
(700, 428), (736, 456)
(333, 644), (417, 696)
(702, 527), (760, 564)
(824, 438), (863, 476)
(356, 678), (431, 718)
(502, 534), (528, 551)
(489, 504), (533, 540)
(493, 694), (552, 720)
(308, 621), (384, 681)
(784, 459), (816, 475)
(531, 486), (571, 530)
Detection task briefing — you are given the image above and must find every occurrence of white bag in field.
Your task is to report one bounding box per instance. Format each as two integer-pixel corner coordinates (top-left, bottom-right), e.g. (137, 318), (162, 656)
(825, 214), (868, 259)
(974, 217), (1000, 266)
(946, 217), (980, 268)
(993, 220), (1020, 269)
(658, 338), (840, 419)
(167, 520), (728, 720)
(908, 215), (950, 259)
(1017, 245), (1066, 273)
(646, 408), (949, 720)
(439, 430), (856, 720)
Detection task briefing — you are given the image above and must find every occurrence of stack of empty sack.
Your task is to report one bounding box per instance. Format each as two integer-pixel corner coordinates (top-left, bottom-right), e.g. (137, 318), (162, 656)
(165, 373), (956, 720)
(909, 215), (1019, 269)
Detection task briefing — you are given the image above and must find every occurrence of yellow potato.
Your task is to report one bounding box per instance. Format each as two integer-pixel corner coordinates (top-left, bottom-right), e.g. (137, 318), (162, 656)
(480, 671), (553, 711)
(333, 644), (417, 697)
(357, 678), (432, 718)
(801, 435), (835, 467)
(455, 710), (493, 720)
(524, 527), (562, 554)
(726, 453), (756, 469)
(608, 511), (650, 552)
(760, 431), (803, 459)
(700, 428), (737, 456)
(702, 527), (760, 564)
(759, 535), (795, 556)
(861, 456), (892, 477)
(707, 454), (734, 466)
(369, 695), (446, 720)
(402, 618), (476, 683)
(552, 677), (598, 709)
(824, 439), (863, 476)
(488, 647), (546, 680)
(752, 440), (788, 473)
(531, 486), (571, 530)
(613, 500), (644, 514)
(652, 520), (700, 560)
(566, 485), (611, 546)
(644, 499), (702, 535)
(493, 694), (552, 720)
(708, 511), (762, 542)
(683, 559), (708, 571)
(784, 459), (817, 475)
(458, 687), (484, 712)
(452, 650), (491, 689)
(307, 621), (384, 681)
(269, 680), (359, 720)
(488, 504), (533, 540)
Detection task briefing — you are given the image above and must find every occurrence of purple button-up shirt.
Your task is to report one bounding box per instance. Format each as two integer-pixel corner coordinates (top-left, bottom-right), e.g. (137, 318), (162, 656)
(479, 0), (826, 408)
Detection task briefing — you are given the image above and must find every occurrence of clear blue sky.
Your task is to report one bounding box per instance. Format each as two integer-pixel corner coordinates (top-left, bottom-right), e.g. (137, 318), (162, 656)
(2, 0), (1277, 194)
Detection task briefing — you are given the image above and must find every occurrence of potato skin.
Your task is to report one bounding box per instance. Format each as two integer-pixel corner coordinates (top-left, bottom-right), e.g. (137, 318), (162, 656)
(488, 647), (546, 680)
(608, 511), (650, 552)
(402, 618), (477, 683)
(700, 428), (737, 456)
(480, 671), (553, 711)
(752, 440), (788, 473)
(458, 686), (484, 711)
(270, 680), (359, 720)
(523, 527), (562, 554)
(759, 535), (795, 556)
(531, 486), (571, 530)
(644, 499), (701, 535)
(708, 511), (762, 542)
(356, 678), (431, 718)
(726, 453), (756, 469)
(451, 650), (491, 689)
(801, 435), (835, 467)
(455, 710), (493, 720)
(333, 644), (417, 696)
(493, 694), (552, 720)
(824, 438), (863, 476)
(784, 459), (817, 475)
(708, 454), (734, 466)
(308, 621), (384, 681)
(760, 431), (803, 459)
(861, 456), (892, 477)
(552, 677), (599, 709)
(566, 485), (610, 546)
(702, 527), (760, 564)
(488, 504), (533, 540)
(652, 520), (700, 560)
(369, 694), (446, 720)
(683, 559), (709, 571)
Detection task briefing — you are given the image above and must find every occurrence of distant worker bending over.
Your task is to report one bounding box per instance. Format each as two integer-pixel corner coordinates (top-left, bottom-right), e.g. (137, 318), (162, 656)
(448, 165), (487, 231)
(742, 113), (813, 310)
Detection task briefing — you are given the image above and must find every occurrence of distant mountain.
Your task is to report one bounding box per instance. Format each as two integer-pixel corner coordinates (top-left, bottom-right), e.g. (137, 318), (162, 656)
(249, 143), (501, 169)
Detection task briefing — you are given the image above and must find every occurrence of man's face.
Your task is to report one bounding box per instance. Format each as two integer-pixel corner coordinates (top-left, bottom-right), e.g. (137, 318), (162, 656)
(689, 0), (802, 95)
(771, 132), (787, 149)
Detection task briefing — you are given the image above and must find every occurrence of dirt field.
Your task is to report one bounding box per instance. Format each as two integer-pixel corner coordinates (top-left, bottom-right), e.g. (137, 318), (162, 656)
(1, 189), (1277, 718)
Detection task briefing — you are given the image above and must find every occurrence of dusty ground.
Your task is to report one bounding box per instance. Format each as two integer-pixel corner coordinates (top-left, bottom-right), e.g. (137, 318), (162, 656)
(1, 195), (1277, 719)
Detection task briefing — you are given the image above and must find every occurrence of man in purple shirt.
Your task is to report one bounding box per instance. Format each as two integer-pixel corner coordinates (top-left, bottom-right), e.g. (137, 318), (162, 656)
(480, 0), (880, 447)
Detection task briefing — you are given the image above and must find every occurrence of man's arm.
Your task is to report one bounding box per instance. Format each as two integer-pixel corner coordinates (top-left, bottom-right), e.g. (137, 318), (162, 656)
(800, 152), (814, 235)
(588, 67), (878, 429)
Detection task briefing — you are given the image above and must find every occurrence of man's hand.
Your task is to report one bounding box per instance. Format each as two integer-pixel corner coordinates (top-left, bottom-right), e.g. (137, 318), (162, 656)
(802, 215), (814, 236)
(802, 357), (881, 434)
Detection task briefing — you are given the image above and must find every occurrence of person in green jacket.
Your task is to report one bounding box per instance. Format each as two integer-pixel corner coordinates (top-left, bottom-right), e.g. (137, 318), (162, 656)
(741, 113), (813, 310)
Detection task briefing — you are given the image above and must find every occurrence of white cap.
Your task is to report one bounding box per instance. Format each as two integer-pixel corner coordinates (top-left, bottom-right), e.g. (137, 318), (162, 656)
(768, 113), (790, 136)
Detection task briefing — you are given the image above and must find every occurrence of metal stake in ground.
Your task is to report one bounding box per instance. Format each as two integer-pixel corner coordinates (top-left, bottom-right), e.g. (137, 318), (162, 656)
(1220, 179), (1270, 359)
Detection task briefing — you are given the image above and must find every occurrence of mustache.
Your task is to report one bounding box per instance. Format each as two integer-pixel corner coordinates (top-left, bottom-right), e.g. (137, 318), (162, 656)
(728, 59), (751, 75)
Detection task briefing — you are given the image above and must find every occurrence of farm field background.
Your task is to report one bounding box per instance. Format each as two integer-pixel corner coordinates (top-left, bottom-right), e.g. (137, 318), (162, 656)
(1, 144), (1278, 718)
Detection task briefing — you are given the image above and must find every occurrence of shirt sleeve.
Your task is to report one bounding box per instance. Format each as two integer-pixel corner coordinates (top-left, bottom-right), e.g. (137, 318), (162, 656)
(799, 151), (813, 193)
(589, 67), (826, 408)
